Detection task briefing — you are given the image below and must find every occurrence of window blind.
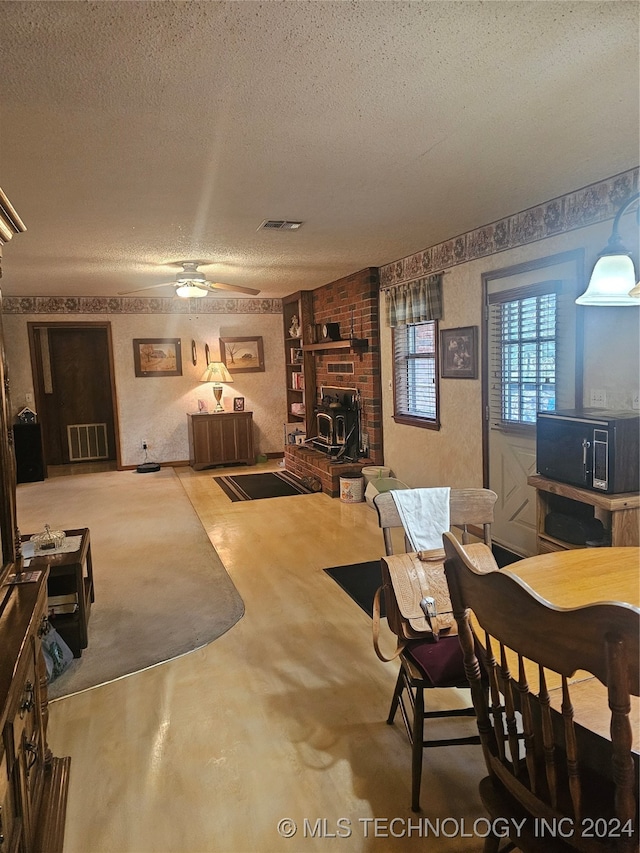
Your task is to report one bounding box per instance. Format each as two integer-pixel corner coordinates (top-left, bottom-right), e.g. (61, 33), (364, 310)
(488, 281), (564, 427)
(393, 321), (438, 424)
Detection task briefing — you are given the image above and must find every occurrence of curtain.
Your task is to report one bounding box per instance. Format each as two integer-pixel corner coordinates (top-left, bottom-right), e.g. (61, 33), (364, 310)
(384, 274), (443, 327)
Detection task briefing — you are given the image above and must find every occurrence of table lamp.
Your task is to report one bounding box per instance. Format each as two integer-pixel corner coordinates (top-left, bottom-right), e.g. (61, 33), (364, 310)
(200, 362), (233, 412)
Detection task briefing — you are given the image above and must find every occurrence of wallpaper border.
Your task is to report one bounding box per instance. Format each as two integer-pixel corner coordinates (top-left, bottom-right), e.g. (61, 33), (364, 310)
(4, 168), (638, 311)
(2, 295), (282, 316)
(379, 167), (639, 287)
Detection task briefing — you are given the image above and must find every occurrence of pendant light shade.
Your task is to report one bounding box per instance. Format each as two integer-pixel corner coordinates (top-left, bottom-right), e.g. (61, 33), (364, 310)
(576, 191), (640, 306)
(575, 253), (638, 306)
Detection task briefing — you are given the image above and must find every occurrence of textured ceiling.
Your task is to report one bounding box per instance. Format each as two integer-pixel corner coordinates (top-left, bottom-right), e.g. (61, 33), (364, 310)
(1, 1), (638, 299)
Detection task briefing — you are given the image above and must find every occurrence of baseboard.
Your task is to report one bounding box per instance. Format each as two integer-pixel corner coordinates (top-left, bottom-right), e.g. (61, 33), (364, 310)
(120, 459), (190, 471)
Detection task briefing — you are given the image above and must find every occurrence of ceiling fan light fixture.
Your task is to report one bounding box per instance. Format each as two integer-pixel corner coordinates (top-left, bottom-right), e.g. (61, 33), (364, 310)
(175, 283), (208, 298)
(175, 262), (207, 285)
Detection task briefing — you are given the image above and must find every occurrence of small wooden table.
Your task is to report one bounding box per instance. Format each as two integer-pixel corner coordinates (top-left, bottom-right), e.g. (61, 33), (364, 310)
(507, 547), (639, 748)
(24, 527), (95, 657)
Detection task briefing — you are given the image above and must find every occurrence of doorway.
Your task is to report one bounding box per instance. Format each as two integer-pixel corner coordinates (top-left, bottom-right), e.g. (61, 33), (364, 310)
(28, 323), (120, 469)
(481, 251), (584, 556)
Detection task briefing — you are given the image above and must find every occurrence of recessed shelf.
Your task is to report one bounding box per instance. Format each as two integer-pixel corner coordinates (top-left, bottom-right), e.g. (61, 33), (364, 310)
(302, 338), (368, 352)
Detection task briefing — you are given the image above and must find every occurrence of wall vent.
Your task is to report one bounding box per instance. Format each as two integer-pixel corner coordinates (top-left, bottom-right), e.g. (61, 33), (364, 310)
(327, 362), (355, 375)
(258, 220), (303, 231)
(67, 423), (109, 461)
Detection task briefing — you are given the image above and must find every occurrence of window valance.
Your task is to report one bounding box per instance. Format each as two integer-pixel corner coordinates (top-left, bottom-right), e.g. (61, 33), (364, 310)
(383, 274), (443, 327)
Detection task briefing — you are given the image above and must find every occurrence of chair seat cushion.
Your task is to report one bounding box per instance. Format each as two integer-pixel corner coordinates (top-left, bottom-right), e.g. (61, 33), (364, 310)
(404, 635), (467, 686)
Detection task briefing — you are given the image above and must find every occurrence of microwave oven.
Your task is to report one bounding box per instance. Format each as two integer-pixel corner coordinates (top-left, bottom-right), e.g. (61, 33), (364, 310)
(536, 409), (639, 494)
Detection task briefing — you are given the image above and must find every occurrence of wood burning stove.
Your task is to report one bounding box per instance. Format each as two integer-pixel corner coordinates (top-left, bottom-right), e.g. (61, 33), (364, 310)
(313, 386), (360, 460)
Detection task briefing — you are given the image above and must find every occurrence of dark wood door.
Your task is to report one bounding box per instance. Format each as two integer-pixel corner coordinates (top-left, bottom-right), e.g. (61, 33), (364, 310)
(36, 327), (116, 465)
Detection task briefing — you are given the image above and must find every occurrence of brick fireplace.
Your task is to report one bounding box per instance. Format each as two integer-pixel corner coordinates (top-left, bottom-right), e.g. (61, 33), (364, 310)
(313, 267), (383, 463)
(284, 267), (382, 496)
(284, 444), (371, 497)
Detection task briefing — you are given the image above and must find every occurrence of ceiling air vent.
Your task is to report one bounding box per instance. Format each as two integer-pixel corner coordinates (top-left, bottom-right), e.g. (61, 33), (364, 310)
(258, 220), (303, 231)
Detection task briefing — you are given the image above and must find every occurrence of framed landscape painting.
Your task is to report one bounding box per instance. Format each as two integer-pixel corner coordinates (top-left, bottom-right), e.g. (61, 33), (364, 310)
(133, 338), (182, 377)
(220, 336), (265, 373)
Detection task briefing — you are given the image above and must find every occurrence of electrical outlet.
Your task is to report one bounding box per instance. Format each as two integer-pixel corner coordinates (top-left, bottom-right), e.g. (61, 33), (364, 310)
(633, 394), (640, 410)
(25, 392), (33, 404)
(141, 440), (148, 450)
(589, 389), (607, 408)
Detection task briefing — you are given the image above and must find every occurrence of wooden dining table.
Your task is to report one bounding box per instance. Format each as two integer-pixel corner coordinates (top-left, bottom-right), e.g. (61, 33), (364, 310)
(504, 546), (640, 750)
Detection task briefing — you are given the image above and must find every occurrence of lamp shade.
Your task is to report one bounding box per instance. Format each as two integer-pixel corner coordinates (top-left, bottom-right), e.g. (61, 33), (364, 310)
(576, 190), (640, 306)
(576, 254), (639, 306)
(200, 362), (233, 383)
(176, 283), (208, 298)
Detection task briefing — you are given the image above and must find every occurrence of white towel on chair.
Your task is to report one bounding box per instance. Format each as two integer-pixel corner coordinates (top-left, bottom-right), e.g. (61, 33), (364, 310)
(391, 487), (451, 552)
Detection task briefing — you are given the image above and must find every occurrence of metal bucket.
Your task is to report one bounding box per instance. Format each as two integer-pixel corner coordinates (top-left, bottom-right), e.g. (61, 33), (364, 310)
(339, 476), (364, 503)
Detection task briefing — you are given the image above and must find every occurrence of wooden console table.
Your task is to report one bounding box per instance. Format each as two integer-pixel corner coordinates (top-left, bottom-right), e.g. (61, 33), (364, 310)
(527, 474), (640, 553)
(188, 411), (254, 470)
(24, 528), (94, 658)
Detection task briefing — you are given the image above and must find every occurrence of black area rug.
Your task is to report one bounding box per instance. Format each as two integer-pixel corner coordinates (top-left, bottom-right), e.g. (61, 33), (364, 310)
(214, 470), (315, 501)
(324, 546), (521, 617)
(323, 561), (384, 617)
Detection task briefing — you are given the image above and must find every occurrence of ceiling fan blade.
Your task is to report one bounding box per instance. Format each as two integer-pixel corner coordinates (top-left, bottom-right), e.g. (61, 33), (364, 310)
(118, 282), (174, 295)
(203, 281), (261, 296)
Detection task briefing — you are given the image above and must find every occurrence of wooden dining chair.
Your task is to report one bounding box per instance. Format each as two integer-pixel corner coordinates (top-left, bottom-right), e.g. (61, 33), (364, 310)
(373, 487), (498, 812)
(442, 531), (640, 853)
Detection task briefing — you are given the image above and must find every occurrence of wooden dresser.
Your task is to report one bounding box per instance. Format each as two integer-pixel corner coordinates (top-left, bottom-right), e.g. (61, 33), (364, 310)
(1, 572), (71, 852)
(0, 187), (71, 851)
(187, 411), (254, 469)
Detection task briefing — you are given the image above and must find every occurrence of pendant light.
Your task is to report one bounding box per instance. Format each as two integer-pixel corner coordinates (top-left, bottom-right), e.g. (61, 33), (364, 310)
(576, 191), (640, 306)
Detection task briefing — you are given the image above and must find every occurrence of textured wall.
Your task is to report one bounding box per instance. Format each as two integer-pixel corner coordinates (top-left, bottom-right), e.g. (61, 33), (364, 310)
(3, 308), (285, 468)
(380, 208), (640, 490)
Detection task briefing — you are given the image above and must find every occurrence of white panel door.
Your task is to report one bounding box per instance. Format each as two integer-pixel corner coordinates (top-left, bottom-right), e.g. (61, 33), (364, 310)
(483, 252), (583, 557)
(488, 425), (537, 555)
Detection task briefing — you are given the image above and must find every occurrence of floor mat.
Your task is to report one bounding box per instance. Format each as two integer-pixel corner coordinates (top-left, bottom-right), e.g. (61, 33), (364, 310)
(213, 470), (315, 501)
(323, 560), (383, 617)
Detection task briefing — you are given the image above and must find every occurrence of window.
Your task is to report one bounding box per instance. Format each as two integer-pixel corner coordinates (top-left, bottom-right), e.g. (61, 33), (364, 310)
(392, 320), (439, 428)
(489, 283), (559, 426)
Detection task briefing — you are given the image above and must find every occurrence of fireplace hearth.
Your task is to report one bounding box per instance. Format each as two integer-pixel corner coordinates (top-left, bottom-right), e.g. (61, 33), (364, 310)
(284, 444), (370, 497)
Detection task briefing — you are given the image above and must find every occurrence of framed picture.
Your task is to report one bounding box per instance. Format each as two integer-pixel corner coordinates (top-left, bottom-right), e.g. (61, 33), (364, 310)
(233, 397), (245, 412)
(133, 338), (182, 377)
(220, 336), (265, 373)
(440, 326), (478, 379)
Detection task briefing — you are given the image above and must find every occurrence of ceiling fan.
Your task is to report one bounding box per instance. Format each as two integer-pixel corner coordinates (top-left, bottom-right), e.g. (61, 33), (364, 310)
(119, 261), (261, 298)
